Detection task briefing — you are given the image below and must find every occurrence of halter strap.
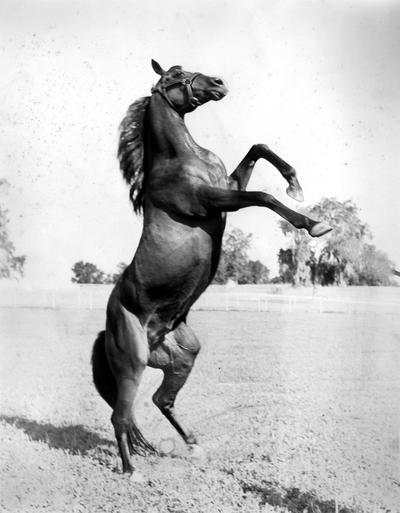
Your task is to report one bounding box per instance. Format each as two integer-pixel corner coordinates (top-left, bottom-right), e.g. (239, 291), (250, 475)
(151, 73), (201, 109)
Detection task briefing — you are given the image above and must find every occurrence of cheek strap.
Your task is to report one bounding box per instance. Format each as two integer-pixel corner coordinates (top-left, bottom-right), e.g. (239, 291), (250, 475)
(151, 73), (201, 109)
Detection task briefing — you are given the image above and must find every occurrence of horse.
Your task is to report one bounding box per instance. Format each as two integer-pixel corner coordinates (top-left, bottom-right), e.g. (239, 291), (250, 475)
(91, 59), (332, 474)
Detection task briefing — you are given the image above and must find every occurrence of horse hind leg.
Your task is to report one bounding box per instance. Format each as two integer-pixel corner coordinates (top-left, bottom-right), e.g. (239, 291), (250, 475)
(111, 373), (156, 468)
(105, 306), (156, 473)
(149, 323), (201, 451)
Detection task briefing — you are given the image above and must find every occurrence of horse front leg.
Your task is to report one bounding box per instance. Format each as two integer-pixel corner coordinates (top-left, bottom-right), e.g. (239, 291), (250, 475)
(229, 144), (304, 202)
(197, 187), (332, 237)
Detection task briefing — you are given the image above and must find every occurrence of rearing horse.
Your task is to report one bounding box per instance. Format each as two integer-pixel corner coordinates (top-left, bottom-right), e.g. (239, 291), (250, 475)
(92, 60), (331, 473)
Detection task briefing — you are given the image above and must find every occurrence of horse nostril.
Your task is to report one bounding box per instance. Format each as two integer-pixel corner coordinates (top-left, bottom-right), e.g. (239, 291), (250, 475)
(212, 77), (224, 86)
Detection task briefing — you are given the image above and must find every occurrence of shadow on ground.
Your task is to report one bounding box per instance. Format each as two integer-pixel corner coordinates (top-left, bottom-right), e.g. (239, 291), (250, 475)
(0, 415), (114, 457)
(238, 477), (358, 513)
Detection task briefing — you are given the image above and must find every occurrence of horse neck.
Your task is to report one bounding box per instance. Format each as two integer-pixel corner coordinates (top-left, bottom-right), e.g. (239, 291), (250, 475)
(147, 94), (197, 158)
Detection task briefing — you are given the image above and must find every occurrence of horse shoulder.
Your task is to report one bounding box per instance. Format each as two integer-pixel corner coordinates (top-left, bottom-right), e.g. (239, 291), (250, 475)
(198, 147), (228, 185)
(179, 149), (228, 188)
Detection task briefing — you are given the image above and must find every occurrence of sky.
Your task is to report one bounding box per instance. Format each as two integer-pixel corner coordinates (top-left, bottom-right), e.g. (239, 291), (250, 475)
(0, 0), (399, 286)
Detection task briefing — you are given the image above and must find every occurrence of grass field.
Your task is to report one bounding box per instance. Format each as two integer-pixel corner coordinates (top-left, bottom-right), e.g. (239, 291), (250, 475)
(1, 305), (399, 512)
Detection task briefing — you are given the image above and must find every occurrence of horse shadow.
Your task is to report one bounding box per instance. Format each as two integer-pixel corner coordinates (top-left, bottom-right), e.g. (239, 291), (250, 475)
(237, 477), (356, 513)
(0, 415), (115, 458)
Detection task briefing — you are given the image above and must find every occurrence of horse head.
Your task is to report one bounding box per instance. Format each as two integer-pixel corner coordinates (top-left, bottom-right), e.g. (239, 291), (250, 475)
(151, 59), (228, 113)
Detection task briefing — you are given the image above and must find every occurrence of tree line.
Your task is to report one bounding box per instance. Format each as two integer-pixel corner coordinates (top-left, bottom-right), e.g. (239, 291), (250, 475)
(70, 198), (395, 286)
(71, 261), (127, 284)
(70, 229), (270, 285)
(70, 198), (394, 286)
(0, 178), (395, 286)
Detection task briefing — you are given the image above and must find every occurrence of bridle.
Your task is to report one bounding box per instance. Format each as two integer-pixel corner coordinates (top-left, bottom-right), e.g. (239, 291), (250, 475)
(151, 72), (202, 110)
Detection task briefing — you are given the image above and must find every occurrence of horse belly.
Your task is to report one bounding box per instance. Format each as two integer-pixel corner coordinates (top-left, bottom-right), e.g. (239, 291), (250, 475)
(143, 236), (219, 344)
(147, 242), (213, 303)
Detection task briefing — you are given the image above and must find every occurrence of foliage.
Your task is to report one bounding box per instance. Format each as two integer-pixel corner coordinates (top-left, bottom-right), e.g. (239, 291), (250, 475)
(0, 180), (26, 279)
(243, 259), (270, 284)
(71, 261), (127, 284)
(107, 262), (128, 284)
(278, 197), (393, 286)
(355, 244), (393, 286)
(213, 227), (269, 284)
(213, 228), (251, 284)
(71, 261), (106, 284)
(277, 249), (296, 285)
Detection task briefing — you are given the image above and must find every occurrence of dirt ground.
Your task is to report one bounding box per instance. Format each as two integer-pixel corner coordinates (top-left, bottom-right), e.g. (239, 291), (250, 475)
(0, 305), (399, 512)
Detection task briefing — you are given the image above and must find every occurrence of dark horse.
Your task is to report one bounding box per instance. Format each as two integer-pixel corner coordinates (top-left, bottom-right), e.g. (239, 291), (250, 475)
(92, 60), (331, 473)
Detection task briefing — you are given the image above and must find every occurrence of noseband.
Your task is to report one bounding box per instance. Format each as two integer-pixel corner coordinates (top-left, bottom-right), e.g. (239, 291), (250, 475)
(151, 73), (201, 110)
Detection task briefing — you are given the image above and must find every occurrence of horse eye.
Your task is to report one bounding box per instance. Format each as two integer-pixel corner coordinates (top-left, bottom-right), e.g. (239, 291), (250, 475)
(176, 71), (184, 78)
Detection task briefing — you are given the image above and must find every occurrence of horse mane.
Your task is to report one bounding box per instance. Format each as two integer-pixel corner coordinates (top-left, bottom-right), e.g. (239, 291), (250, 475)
(118, 96), (151, 213)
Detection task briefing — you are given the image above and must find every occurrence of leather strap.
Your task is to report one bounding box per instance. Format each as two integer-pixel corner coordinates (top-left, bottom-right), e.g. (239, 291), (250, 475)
(152, 73), (201, 109)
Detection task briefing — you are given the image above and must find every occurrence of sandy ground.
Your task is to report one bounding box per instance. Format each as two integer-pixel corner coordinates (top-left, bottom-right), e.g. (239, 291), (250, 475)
(0, 305), (399, 512)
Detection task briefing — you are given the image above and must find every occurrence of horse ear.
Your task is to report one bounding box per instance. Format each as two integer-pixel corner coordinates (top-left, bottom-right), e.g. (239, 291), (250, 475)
(151, 59), (165, 76)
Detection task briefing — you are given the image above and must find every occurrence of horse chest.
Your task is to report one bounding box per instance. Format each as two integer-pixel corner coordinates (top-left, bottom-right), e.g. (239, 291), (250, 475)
(196, 148), (228, 187)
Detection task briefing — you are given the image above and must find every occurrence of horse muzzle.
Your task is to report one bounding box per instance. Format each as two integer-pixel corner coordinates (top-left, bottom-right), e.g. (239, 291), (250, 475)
(206, 76), (228, 101)
(207, 86), (228, 101)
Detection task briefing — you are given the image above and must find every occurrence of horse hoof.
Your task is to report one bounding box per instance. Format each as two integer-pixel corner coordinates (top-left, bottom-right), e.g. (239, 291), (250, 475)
(309, 222), (332, 237)
(129, 470), (146, 483)
(286, 185), (304, 202)
(188, 444), (206, 460)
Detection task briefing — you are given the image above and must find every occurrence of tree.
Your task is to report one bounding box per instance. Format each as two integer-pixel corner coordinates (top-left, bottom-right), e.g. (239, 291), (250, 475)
(107, 262), (128, 284)
(214, 227), (252, 284)
(277, 248), (296, 285)
(244, 259), (270, 284)
(0, 180), (25, 279)
(213, 227), (270, 284)
(278, 197), (393, 286)
(278, 226), (314, 286)
(310, 198), (369, 285)
(71, 261), (129, 284)
(356, 244), (393, 286)
(71, 261), (105, 284)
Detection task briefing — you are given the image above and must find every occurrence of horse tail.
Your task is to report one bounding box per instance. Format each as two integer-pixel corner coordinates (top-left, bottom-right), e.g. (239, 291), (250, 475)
(91, 331), (117, 408)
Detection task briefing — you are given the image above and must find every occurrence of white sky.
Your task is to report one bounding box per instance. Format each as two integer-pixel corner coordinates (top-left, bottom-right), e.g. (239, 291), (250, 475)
(1, 0), (399, 286)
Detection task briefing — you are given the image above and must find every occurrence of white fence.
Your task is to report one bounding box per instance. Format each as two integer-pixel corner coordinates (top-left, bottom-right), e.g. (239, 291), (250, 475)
(0, 284), (399, 314)
(194, 291), (400, 314)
